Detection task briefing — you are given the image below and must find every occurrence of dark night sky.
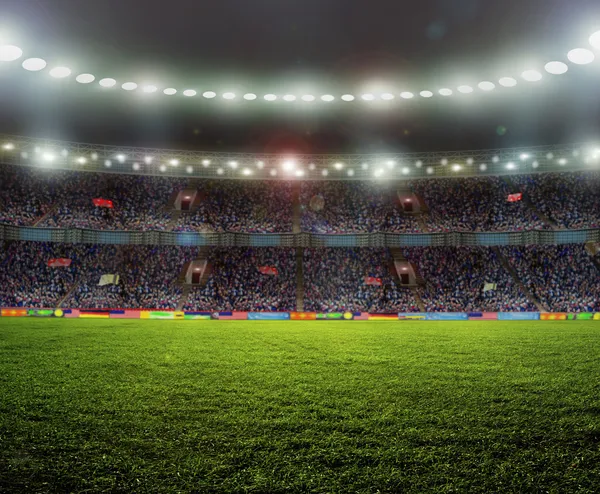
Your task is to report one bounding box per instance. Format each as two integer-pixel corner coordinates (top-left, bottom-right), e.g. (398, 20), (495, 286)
(1, 0), (600, 154)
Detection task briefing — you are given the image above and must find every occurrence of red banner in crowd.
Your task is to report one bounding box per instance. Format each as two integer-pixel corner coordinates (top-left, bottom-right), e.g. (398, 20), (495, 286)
(47, 258), (72, 267)
(92, 198), (114, 208)
(258, 266), (279, 276)
(507, 193), (523, 202)
(365, 277), (383, 286)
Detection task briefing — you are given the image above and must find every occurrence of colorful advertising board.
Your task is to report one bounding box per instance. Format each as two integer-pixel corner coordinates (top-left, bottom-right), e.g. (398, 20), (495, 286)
(247, 312), (290, 320)
(426, 313), (469, 321)
(497, 312), (540, 320)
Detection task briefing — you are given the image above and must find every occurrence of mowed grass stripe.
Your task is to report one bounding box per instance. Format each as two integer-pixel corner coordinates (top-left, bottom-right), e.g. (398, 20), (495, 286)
(0, 320), (598, 493)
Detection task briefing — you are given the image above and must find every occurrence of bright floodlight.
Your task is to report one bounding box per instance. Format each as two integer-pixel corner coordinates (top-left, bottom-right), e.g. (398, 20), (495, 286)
(506, 162), (516, 170)
(116, 154), (126, 163)
(532, 161), (539, 168)
(76, 74), (95, 84)
(202, 159), (211, 166)
(381, 93), (395, 100)
(186, 166), (194, 174)
(99, 78), (117, 88)
(420, 90), (434, 98)
(228, 160), (238, 169)
(264, 94), (277, 101)
(42, 152), (55, 162)
(159, 164), (167, 172)
(374, 168), (384, 178)
(361, 93), (375, 101)
(321, 94), (334, 102)
(0, 45), (23, 62)
(169, 159), (179, 166)
(142, 85), (157, 93)
(164, 88), (177, 95)
(567, 48), (595, 65)
(441, 158), (448, 165)
(217, 168), (224, 175)
(144, 156), (153, 164)
(341, 94), (355, 101)
(243, 168), (253, 176)
(400, 92), (414, 99)
(283, 94), (296, 102)
(301, 94), (315, 102)
(257, 161), (265, 169)
(590, 31), (600, 50)
(203, 91), (216, 98)
(478, 81), (495, 91)
(223, 92), (236, 100)
(3, 143), (14, 150)
(49, 67), (71, 78)
(282, 160), (295, 172)
(321, 169), (329, 176)
(347, 169), (355, 176)
(544, 61), (568, 75)
(438, 88), (453, 96)
(466, 158), (474, 165)
(104, 160), (112, 168)
(426, 167), (434, 175)
(334, 162), (344, 170)
(401, 167), (410, 175)
(295, 170), (305, 177)
(270, 169), (278, 176)
(499, 77), (517, 87)
(76, 157), (87, 164)
(362, 163), (369, 170)
(22, 58), (47, 71)
(244, 93), (257, 100)
(520, 153), (530, 160)
(458, 85), (474, 94)
(183, 89), (196, 97)
(122, 82), (138, 91)
(91, 152), (98, 161)
(492, 156), (500, 163)
(132, 163), (140, 171)
(558, 158), (568, 165)
(480, 163), (487, 171)
(521, 70), (542, 82)
(452, 164), (462, 172)
(415, 160), (422, 168)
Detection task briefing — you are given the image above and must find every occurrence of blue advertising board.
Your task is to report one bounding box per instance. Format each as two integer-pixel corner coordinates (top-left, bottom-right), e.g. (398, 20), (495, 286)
(248, 312), (290, 320)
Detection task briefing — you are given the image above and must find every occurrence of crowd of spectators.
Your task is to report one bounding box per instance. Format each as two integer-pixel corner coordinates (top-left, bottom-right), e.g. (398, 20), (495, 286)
(174, 181), (293, 233)
(501, 244), (600, 312)
(511, 172), (600, 229)
(404, 247), (535, 312)
(410, 176), (547, 232)
(300, 182), (421, 233)
(184, 248), (296, 311)
(303, 248), (420, 312)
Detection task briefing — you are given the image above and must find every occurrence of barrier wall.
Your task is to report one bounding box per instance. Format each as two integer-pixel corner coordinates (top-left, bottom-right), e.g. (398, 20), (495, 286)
(1, 309), (599, 321)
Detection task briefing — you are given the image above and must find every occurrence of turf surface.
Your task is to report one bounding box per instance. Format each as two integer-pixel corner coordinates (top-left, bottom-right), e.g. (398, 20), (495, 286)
(0, 319), (599, 493)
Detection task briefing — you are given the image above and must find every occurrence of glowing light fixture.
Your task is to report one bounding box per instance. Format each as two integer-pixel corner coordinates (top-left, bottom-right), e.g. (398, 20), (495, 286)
(322, 169), (329, 176)
(217, 168), (224, 175)
(590, 31), (600, 50)
(466, 158), (474, 165)
(244, 93), (257, 100)
(122, 82), (138, 90)
(142, 85), (157, 93)
(202, 159), (211, 166)
(0, 45), (23, 62)
(74, 73), (95, 84)
(132, 163), (141, 171)
(159, 164), (167, 172)
(347, 169), (355, 177)
(301, 95), (315, 102)
(381, 93), (395, 100)
(76, 157), (87, 164)
(104, 160), (112, 168)
(42, 152), (55, 162)
(99, 78), (117, 88)
(521, 70), (542, 82)
(506, 162), (516, 170)
(480, 163), (487, 171)
(308, 163), (316, 171)
(478, 81), (495, 91)
(334, 162), (344, 170)
(256, 161), (265, 169)
(458, 85), (474, 94)
(420, 90), (434, 98)
(144, 156), (153, 164)
(169, 159), (179, 166)
(452, 164), (462, 172)
(283, 94), (296, 102)
(362, 163), (369, 170)
(49, 67), (71, 78)
(402, 167), (410, 175)
(243, 168), (253, 176)
(282, 160), (296, 172)
(91, 153), (98, 160)
(520, 153), (530, 161)
(270, 169), (278, 176)
(264, 94), (277, 101)
(321, 94), (335, 102)
(164, 88), (177, 95)
(415, 160), (423, 168)
(223, 92), (236, 100)
(361, 93), (375, 101)
(426, 167), (434, 175)
(567, 48), (595, 65)
(400, 92), (414, 99)
(532, 161), (539, 168)
(441, 158), (448, 165)
(228, 160), (238, 169)
(116, 154), (126, 163)
(295, 170), (305, 177)
(22, 58), (47, 71)
(341, 94), (355, 101)
(558, 158), (567, 165)
(499, 77), (517, 87)
(2, 143), (14, 150)
(492, 156), (500, 163)
(544, 61), (568, 75)
(439, 88), (453, 96)
(183, 89), (196, 97)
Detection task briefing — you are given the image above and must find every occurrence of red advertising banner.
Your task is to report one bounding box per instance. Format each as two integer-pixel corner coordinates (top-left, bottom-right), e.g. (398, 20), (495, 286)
(290, 312), (317, 320)
(47, 258), (72, 267)
(507, 193), (523, 202)
(258, 266), (278, 276)
(92, 198), (114, 208)
(365, 277), (383, 286)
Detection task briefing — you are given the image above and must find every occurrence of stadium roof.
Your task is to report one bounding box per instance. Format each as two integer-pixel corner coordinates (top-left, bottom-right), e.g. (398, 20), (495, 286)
(1, 0), (600, 153)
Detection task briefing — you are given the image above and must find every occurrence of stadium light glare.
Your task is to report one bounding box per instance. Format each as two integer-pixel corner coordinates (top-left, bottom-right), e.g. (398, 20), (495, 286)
(400, 92), (414, 99)
(544, 61), (568, 75)
(522, 70), (542, 82)
(415, 160), (423, 168)
(499, 77), (518, 87)
(301, 95), (315, 102)
(466, 158), (474, 165)
(381, 93), (395, 100)
(270, 169), (278, 176)
(76, 157), (87, 164)
(0, 45), (23, 62)
(441, 158), (448, 165)
(347, 169), (355, 176)
(2, 143), (14, 150)
(116, 154), (126, 163)
(295, 169), (305, 177)
(202, 91), (216, 98)
(546, 152), (554, 159)
(132, 163), (141, 171)
(520, 153), (530, 160)
(361, 163), (369, 170)
(242, 168), (253, 176)
(264, 94), (277, 101)
(243, 93), (257, 100)
(321, 94), (335, 102)
(386, 160), (396, 169)
(186, 168), (193, 175)
(590, 31), (600, 50)
(480, 163), (487, 171)
(308, 163), (316, 171)
(438, 88), (453, 96)
(217, 168), (224, 175)
(21, 152), (28, 159)
(341, 94), (355, 101)
(282, 160), (296, 172)
(361, 93), (375, 101)
(42, 152), (55, 162)
(426, 167), (434, 174)
(452, 164), (462, 172)
(163, 88), (177, 95)
(183, 89), (196, 97)
(76, 73), (95, 84)
(169, 159), (179, 166)
(228, 160), (238, 169)
(22, 58), (47, 71)
(478, 81), (495, 91)
(567, 48), (595, 65)
(401, 167), (410, 175)
(420, 90), (434, 98)
(256, 161), (265, 169)
(458, 85), (474, 94)
(334, 162), (344, 170)
(322, 169), (329, 176)
(61, 149), (69, 157)
(506, 162), (516, 170)
(159, 164), (167, 172)
(144, 156), (153, 164)
(122, 82), (138, 91)
(492, 156), (500, 163)
(374, 168), (384, 178)
(283, 94), (296, 102)
(532, 160), (539, 168)
(558, 158), (568, 165)
(49, 67), (71, 78)
(91, 153), (98, 161)
(142, 85), (157, 93)
(202, 159), (211, 166)
(99, 78), (117, 88)
(223, 92), (236, 100)
(104, 160), (112, 168)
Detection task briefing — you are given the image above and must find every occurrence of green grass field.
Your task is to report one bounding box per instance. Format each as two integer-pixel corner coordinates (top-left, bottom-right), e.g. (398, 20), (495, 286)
(0, 319), (599, 493)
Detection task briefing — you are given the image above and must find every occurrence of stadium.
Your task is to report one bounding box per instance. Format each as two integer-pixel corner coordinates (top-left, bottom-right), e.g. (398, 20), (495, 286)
(1, 1), (600, 492)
